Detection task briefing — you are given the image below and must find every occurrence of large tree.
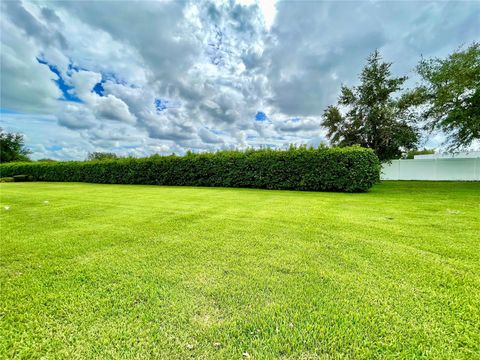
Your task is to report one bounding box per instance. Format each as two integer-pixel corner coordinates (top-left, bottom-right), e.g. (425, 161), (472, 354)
(415, 42), (480, 150)
(322, 51), (419, 161)
(0, 128), (31, 163)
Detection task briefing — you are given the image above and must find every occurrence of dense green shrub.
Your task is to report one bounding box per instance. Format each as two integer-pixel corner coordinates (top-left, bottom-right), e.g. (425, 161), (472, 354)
(0, 147), (380, 192)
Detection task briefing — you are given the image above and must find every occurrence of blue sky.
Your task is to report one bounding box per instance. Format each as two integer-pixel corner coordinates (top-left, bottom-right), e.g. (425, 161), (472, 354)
(1, 0), (479, 160)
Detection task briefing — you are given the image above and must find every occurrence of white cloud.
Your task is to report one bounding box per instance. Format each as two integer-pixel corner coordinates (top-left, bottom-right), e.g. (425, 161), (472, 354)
(57, 103), (96, 130)
(94, 95), (136, 124)
(69, 71), (101, 99)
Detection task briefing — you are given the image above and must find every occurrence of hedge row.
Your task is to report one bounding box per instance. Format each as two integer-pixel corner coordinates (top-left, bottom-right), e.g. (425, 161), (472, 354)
(0, 146), (380, 192)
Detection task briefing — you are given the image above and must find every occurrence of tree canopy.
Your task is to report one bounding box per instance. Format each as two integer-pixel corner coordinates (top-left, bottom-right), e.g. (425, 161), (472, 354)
(415, 42), (480, 151)
(322, 51), (419, 161)
(0, 128), (31, 163)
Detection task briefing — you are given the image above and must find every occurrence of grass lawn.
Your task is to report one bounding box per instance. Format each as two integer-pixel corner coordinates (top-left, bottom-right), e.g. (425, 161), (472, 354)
(1, 181), (479, 359)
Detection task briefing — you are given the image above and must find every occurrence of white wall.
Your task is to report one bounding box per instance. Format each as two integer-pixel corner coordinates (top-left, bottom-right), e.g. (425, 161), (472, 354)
(381, 158), (480, 181)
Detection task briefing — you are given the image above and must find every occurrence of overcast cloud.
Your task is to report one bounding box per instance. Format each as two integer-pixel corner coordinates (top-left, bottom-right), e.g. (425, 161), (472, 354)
(1, 0), (479, 160)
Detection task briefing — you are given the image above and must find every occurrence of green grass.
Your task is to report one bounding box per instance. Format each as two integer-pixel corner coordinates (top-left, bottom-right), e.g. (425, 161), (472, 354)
(1, 182), (479, 359)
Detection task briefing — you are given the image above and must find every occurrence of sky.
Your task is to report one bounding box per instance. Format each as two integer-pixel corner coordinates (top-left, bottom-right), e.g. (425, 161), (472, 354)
(1, 0), (479, 160)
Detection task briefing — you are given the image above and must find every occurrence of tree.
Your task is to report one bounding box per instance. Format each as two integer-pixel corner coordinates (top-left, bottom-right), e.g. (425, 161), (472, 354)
(415, 42), (480, 150)
(0, 128), (31, 163)
(322, 50), (419, 161)
(87, 152), (119, 161)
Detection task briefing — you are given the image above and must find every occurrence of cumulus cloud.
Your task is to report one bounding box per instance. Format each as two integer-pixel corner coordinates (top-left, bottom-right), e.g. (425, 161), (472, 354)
(69, 70), (101, 99)
(1, 0), (479, 159)
(94, 95), (136, 124)
(58, 103), (96, 130)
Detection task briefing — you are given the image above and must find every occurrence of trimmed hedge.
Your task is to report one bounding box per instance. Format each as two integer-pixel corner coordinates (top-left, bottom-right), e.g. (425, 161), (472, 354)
(0, 146), (380, 192)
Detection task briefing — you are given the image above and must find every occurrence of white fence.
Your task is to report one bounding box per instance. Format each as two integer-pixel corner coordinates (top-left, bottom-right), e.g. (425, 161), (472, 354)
(381, 158), (480, 181)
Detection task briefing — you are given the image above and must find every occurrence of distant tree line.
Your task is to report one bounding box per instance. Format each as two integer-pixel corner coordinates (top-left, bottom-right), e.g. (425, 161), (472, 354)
(87, 152), (120, 161)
